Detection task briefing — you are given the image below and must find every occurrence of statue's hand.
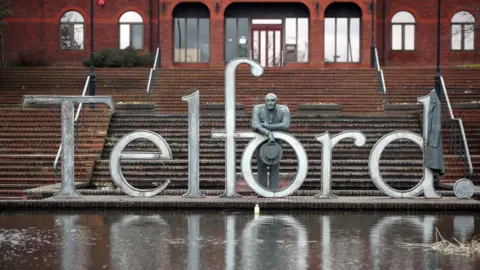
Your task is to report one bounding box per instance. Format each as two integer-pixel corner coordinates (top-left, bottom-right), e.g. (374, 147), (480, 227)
(261, 121), (270, 130)
(268, 132), (275, 142)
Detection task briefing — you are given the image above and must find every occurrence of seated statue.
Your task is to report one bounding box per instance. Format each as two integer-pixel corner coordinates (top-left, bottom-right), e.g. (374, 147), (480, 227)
(251, 93), (291, 190)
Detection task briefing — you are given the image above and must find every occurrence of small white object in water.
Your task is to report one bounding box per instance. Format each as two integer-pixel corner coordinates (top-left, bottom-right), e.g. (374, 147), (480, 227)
(254, 204), (260, 215)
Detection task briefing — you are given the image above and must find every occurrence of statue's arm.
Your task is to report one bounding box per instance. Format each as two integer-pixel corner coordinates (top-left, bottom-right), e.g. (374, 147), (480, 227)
(269, 108), (291, 132)
(252, 106), (270, 136)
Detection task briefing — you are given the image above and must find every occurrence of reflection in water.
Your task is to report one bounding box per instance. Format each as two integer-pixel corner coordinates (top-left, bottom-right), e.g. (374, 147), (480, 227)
(225, 215), (236, 270)
(242, 215), (308, 270)
(1, 211), (480, 269)
(187, 214), (200, 270)
(370, 216), (437, 270)
(108, 215), (169, 270)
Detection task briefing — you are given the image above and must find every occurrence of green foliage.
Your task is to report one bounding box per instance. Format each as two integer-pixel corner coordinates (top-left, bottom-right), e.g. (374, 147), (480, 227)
(83, 47), (154, 68)
(0, 0), (13, 23)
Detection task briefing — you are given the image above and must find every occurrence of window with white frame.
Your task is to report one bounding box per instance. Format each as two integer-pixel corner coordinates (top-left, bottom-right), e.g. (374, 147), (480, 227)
(391, 11), (415, 51)
(451, 11), (475, 51)
(60, 11), (84, 50)
(119, 11), (144, 50)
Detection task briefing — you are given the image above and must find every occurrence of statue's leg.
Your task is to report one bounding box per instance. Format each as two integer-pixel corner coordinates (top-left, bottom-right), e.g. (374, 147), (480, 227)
(270, 163), (280, 191)
(256, 150), (268, 188)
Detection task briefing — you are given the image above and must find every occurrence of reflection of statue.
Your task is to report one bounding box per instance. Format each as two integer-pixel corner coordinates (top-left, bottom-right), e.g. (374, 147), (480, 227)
(251, 93), (291, 190)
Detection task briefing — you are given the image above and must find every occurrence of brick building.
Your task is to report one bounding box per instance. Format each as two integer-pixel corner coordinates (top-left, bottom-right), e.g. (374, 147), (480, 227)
(2, 0), (479, 68)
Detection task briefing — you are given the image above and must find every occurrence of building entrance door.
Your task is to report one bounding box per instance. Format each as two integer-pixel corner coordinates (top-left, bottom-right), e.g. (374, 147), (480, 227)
(251, 20), (283, 67)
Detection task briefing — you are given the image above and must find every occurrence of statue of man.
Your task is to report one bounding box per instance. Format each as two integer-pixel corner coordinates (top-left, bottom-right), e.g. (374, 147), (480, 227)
(251, 93), (291, 190)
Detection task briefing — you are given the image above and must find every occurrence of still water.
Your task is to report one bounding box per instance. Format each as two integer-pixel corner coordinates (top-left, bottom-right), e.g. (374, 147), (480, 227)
(0, 210), (479, 270)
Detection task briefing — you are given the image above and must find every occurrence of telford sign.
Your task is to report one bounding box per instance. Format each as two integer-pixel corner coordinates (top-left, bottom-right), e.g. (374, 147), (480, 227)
(21, 58), (459, 200)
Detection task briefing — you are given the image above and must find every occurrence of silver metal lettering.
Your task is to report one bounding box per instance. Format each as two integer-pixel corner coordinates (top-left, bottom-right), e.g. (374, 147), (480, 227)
(182, 91), (204, 198)
(315, 131), (366, 198)
(21, 95), (114, 198)
(109, 130), (172, 197)
(241, 132), (308, 198)
(223, 58), (264, 197)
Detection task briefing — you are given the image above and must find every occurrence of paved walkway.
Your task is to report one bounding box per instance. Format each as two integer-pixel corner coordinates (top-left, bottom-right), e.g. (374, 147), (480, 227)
(1, 196), (479, 210)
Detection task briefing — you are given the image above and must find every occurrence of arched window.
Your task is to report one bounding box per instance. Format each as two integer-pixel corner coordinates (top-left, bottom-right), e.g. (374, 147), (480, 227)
(451, 11), (475, 51)
(324, 3), (362, 63)
(391, 11), (415, 51)
(173, 3), (210, 63)
(60, 11), (84, 50)
(119, 11), (144, 50)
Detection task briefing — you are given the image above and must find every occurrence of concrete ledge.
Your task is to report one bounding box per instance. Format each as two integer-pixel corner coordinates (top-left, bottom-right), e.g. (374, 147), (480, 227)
(1, 196), (479, 210)
(384, 103), (422, 115)
(452, 103), (480, 110)
(296, 104), (342, 116)
(115, 103), (156, 113)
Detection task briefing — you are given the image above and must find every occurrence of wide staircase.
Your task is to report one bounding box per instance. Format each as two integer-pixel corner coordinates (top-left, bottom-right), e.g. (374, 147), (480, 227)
(0, 107), (110, 199)
(151, 68), (384, 114)
(383, 67), (480, 184)
(89, 105), (426, 196)
(0, 66), (478, 199)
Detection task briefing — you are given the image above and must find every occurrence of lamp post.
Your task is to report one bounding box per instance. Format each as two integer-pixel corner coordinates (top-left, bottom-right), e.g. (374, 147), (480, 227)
(89, 0), (97, 101)
(157, 0), (161, 68)
(434, 0), (441, 100)
(370, 0), (376, 68)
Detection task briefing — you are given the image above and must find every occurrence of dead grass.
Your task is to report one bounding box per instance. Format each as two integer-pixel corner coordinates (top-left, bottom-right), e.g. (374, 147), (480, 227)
(398, 228), (480, 255)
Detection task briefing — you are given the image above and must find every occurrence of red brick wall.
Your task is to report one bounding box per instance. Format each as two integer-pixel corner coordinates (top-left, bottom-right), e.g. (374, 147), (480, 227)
(382, 0), (480, 66)
(3, 0), (479, 67)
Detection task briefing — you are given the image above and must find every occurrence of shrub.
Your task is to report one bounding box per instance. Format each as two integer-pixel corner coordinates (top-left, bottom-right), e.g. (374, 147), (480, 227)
(83, 47), (155, 68)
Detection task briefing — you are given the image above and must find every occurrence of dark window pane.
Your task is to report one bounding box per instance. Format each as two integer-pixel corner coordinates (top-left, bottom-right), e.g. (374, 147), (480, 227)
(132, 24), (143, 49)
(225, 18), (237, 62)
(174, 18), (186, 62)
(186, 18), (198, 62)
(60, 24), (74, 49)
(199, 19), (209, 62)
(237, 18), (249, 58)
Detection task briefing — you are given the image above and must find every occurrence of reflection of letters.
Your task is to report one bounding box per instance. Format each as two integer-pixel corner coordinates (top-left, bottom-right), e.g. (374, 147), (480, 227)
(109, 215), (169, 270)
(242, 215), (308, 270)
(369, 216), (437, 270)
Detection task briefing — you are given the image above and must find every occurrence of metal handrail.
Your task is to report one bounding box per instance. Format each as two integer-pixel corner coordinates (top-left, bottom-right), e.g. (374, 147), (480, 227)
(146, 47), (160, 102)
(53, 76), (91, 183)
(440, 76), (473, 180)
(374, 48), (387, 103)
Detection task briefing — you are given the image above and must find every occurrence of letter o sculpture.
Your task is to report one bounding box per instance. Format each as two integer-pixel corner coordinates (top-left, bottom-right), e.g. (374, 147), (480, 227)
(241, 132), (308, 198)
(369, 131), (425, 198)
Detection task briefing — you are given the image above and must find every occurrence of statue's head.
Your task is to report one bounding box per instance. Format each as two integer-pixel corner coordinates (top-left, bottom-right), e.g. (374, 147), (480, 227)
(265, 93), (277, 111)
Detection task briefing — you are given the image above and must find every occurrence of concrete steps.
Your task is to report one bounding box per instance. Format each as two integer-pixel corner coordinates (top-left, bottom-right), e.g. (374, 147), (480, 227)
(0, 106), (111, 197)
(90, 107), (431, 192)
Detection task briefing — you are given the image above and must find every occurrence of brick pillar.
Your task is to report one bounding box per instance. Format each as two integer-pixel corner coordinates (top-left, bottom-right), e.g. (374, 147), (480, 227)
(310, 13), (324, 67)
(210, 16), (225, 67)
(362, 16), (373, 67)
(160, 18), (172, 67)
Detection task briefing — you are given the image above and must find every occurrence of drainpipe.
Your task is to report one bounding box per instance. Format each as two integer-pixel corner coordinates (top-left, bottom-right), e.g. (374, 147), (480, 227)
(434, 0), (441, 101)
(383, 0), (387, 66)
(157, 0), (161, 68)
(370, 0), (375, 68)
